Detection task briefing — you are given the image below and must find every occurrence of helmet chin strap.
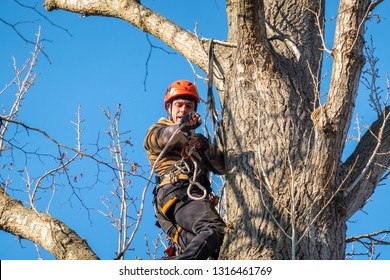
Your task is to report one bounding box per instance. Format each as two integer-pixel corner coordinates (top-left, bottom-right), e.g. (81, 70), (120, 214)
(167, 104), (174, 122)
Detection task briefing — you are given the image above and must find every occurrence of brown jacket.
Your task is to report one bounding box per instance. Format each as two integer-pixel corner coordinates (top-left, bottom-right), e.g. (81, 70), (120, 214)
(144, 118), (219, 186)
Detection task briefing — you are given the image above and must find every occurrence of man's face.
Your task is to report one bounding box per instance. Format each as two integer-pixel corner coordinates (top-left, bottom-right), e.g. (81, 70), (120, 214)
(168, 99), (196, 124)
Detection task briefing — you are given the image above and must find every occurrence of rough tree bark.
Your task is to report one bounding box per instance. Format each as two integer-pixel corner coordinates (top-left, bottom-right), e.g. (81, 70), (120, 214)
(0, 188), (99, 260)
(1, 0), (388, 259)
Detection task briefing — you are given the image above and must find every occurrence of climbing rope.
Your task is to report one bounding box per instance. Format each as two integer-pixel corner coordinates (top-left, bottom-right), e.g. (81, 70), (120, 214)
(204, 38), (224, 157)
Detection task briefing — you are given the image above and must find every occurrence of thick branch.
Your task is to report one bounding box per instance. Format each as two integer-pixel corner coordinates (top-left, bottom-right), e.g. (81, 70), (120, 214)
(313, 0), (373, 141)
(342, 108), (390, 219)
(43, 0), (232, 82)
(232, 0), (268, 46)
(0, 187), (99, 260)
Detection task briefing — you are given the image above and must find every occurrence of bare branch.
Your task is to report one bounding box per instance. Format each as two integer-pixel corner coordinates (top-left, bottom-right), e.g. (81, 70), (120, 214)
(0, 29), (42, 153)
(14, 0), (72, 37)
(344, 105), (390, 197)
(362, 35), (383, 117)
(347, 229), (390, 244)
(143, 34), (176, 92)
(346, 229), (390, 259)
(0, 187), (99, 260)
(306, 7), (332, 54)
(346, 113), (364, 143)
(343, 103), (390, 218)
(43, 0), (214, 74)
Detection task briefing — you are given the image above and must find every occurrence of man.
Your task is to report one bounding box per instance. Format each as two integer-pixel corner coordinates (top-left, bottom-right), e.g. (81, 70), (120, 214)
(144, 80), (226, 259)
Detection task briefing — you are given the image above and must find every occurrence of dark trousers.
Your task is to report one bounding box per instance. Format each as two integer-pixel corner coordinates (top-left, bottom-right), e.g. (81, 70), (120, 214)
(154, 181), (225, 259)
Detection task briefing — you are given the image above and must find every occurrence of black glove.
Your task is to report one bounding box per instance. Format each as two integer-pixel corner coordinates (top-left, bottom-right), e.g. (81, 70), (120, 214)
(194, 133), (209, 152)
(180, 112), (201, 133)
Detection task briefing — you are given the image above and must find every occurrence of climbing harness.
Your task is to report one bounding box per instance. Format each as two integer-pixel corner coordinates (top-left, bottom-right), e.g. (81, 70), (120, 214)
(160, 39), (225, 201)
(167, 131), (208, 201)
(145, 62), (225, 257)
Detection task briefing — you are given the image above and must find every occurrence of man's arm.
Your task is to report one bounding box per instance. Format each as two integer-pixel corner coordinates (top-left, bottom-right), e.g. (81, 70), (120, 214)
(190, 134), (225, 175)
(161, 124), (187, 147)
(204, 144), (225, 175)
(161, 112), (202, 147)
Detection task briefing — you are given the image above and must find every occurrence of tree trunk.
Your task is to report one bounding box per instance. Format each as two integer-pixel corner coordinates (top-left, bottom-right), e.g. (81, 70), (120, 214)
(219, 0), (367, 259)
(10, 0), (385, 259)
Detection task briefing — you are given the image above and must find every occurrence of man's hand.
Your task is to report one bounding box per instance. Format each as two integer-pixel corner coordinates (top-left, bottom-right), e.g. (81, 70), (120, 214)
(193, 134), (209, 152)
(180, 112), (202, 133)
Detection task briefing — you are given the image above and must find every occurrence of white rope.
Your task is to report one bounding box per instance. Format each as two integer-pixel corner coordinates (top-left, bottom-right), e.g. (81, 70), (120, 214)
(117, 123), (186, 259)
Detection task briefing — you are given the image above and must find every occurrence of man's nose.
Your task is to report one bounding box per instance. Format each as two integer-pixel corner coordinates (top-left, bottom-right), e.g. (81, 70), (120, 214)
(181, 106), (190, 113)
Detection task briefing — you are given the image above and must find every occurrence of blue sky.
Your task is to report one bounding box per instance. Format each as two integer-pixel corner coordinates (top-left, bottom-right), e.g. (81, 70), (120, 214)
(0, 0), (390, 260)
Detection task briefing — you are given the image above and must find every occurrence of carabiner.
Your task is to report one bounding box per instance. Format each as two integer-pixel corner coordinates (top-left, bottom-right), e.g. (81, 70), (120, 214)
(174, 160), (191, 174)
(187, 180), (207, 200)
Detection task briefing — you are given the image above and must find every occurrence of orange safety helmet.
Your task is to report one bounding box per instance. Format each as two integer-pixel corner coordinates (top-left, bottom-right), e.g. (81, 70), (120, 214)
(164, 80), (200, 110)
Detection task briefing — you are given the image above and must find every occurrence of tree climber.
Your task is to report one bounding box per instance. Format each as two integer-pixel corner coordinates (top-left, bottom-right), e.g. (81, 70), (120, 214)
(144, 80), (226, 259)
